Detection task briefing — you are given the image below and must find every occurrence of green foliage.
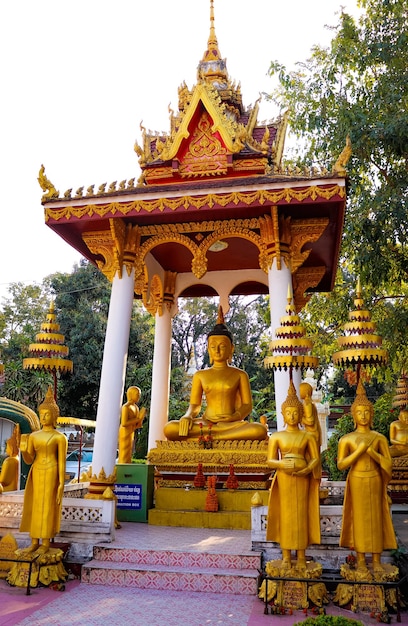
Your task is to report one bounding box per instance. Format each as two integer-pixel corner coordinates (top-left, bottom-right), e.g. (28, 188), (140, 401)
(322, 413), (354, 481)
(267, 0), (408, 390)
(294, 616), (363, 625)
(0, 283), (54, 409)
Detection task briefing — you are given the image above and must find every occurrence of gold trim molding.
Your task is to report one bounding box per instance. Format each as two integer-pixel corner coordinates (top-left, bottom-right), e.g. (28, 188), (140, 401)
(45, 184), (345, 222)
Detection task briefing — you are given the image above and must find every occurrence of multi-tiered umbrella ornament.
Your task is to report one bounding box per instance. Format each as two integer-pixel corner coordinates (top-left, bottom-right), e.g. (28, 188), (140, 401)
(332, 279), (388, 385)
(264, 285), (319, 380)
(392, 373), (408, 410)
(23, 301), (73, 399)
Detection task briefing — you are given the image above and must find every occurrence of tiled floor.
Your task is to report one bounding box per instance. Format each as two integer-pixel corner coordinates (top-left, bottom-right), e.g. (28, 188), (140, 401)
(1, 522), (408, 625)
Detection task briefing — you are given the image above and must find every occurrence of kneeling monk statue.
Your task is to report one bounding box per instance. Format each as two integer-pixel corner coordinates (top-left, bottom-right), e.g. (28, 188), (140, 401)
(164, 307), (267, 442)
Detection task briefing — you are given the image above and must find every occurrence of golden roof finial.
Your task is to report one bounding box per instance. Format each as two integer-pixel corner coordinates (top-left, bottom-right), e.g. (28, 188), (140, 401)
(198, 0), (228, 83)
(208, 0), (217, 49)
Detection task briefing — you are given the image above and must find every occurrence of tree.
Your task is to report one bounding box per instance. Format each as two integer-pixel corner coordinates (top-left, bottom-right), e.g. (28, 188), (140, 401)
(268, 0), (408, 390)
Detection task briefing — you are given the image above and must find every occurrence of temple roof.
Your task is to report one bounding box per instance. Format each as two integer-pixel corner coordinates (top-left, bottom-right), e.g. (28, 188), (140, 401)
(39, 0), (348, 306)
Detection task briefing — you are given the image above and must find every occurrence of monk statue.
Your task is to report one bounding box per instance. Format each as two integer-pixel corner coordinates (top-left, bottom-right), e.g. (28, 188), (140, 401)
(337, 380), (397, 572)
(266, 381), (321, 570)
(389, 407), (408, 457)
(300, 382), (322, 450)
(19, 388), (67, 554)
(118, 386), (146, 464)
(0, 425), (20, 493)
(164, 307), (267, 442)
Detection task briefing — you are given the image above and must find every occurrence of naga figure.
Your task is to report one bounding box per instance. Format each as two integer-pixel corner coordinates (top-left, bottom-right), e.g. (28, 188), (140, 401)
(164, 307), (267, 442)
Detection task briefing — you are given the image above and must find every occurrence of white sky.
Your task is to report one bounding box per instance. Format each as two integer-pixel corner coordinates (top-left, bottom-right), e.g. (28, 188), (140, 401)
(0, 0), (359, 301)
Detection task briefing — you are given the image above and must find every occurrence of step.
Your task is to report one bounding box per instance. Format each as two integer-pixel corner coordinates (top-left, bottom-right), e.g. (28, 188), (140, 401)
(81, 546), (262, 595)
(93, 545), (262, 570)
(81, 559), (261, 594)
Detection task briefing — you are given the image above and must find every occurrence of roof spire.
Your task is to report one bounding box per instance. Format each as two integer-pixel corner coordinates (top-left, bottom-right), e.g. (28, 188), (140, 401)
(197, 0), (228, 85)
(208, 0), (217, 49)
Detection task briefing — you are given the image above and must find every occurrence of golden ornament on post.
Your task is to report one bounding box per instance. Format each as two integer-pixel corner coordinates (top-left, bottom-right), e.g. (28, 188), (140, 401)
(264, 284), (319, 380)
(332, 278), (388, 385)
(23, 301), (73, 400)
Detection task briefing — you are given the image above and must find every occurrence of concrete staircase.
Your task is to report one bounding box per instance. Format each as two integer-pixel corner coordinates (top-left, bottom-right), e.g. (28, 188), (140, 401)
(81, 542), (262, 594)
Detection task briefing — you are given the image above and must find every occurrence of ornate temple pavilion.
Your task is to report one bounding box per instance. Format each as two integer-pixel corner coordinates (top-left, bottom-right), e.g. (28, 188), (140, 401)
(38, 1), (347, 481)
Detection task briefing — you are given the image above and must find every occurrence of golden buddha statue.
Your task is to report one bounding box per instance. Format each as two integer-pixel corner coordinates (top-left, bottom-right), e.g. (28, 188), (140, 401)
(0, 425), (20, 493)
(118, 386), (146, 464)
(389, 407), (408, 457)
(266, 381), (321, 569)
(19, 388), (67, 554)
(337, 380), (397, 572)
(163, 308), (267, 442)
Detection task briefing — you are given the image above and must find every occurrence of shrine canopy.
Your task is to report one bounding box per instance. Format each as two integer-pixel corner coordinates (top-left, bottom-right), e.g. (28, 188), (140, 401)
(40, 2), (347, 311)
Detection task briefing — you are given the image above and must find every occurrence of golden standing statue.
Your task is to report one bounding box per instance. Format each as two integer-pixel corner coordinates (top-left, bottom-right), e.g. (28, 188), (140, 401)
(300, 382), (322, 450)
(163, 308), (267, 442)
(389, 408), (408, 457)
(266, 381), (321, 569)
(118, 386), (146, 464)
(0, 426), (20, 493)
(337, 380), (397, 572)
(19, 388), (67, 554)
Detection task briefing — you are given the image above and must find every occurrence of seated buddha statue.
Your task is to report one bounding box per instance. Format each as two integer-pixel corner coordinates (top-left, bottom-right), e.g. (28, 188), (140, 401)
(163, 308), (268, 442)
(0, 426), (20, 493)
(389, 407), (408, 457)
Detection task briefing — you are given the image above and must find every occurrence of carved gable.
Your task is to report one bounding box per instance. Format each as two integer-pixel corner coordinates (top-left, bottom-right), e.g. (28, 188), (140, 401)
(179, 109), (229, 177)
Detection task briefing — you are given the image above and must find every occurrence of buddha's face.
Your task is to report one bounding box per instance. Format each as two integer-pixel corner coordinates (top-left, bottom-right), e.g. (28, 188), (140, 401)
(284, 405), (300, 426)
(208, 335), (233, 363)
(40, 408), (54, 427)
(354, 404), (372, 426)
(399, 410), (408, 424)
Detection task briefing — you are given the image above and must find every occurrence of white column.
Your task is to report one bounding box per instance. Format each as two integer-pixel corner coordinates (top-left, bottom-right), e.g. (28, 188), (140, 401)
(148, 307), (172, 452)
(267, 258), (297, 432)
(92, 268), (135, 477)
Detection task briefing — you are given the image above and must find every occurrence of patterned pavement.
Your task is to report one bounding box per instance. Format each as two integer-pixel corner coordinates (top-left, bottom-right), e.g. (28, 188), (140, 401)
(1, 518), (408, 625)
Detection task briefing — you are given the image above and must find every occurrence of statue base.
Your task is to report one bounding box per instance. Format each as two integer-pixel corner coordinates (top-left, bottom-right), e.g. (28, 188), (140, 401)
(7, 547), (68, 589)
(389, 455), (408, 503)
(148, 486), (269, 529)
(334, 562), (400, 618)
(147, 439), (271, 489)
(258, 559), (329, 610)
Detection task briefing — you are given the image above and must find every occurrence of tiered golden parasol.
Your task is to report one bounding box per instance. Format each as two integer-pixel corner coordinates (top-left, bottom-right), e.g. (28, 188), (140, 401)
(392, 373), (408, 409)
(332, 278), (388, 385)
(264, 285), (319, 380)
(23, 301), (73, 399)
